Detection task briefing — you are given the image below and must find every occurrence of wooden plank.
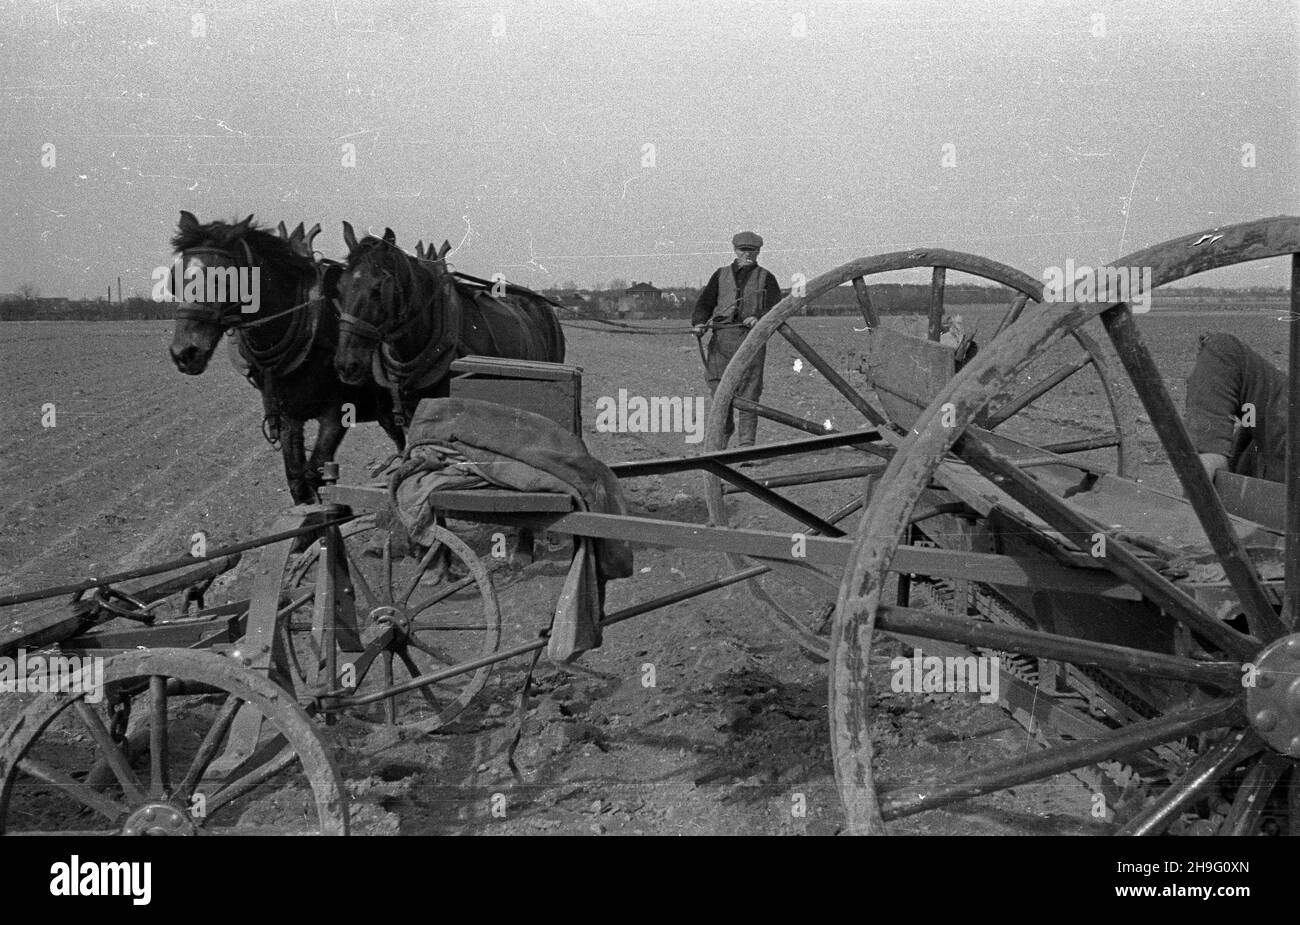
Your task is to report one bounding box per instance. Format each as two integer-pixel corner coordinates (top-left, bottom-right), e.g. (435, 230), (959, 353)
(860, 327), (956, 427)
(1214, 470), (1286, 533)
(426, 489), (574, 513)
(449, 356), (584, 380)
(503, 511), (1143, 600)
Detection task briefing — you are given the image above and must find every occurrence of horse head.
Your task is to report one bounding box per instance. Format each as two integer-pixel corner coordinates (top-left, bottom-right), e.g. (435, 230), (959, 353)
(168, 210), (313, 374)
(335, 223), (432, 385)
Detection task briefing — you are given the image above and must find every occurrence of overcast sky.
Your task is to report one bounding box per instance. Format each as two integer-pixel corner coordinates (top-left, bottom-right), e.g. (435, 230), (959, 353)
(2, 0), (1297, 299)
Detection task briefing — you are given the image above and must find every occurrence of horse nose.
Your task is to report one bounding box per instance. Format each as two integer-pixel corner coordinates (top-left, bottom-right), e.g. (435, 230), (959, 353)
(171, 344), (196, 370)
(336, 357), (363, 385)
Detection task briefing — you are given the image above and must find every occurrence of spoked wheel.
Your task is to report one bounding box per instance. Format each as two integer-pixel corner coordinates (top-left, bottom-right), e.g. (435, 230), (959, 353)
(0, 649), (347, 835)
(286, 516), (501, 735)
(832, 216), (1300, 834)
(703, 250), (1136, 659)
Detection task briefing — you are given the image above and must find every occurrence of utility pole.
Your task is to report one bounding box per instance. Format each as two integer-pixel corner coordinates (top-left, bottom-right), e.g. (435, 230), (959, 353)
(117, 277), (122, 303)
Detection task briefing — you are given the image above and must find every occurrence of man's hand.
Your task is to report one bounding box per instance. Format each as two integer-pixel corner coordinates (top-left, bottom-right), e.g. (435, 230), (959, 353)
(742, 317), (756, 329)
(692, 324), (707, 335)
(1198, 452), (1229, 481)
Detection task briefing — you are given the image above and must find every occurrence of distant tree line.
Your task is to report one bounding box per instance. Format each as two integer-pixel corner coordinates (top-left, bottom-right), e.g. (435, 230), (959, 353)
(0, 295), (171, 321)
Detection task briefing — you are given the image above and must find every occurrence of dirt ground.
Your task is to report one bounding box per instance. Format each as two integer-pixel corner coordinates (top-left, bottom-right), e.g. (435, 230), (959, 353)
(0, 305), (1288, 835)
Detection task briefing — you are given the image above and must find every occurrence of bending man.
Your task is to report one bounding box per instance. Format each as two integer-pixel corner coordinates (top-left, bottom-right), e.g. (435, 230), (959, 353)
(1185, 332), (1288, 482)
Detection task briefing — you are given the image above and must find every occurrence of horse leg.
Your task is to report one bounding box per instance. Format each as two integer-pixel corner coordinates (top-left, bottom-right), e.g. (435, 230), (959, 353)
(306, 406), (347, 499)
(280, 417), (314, 505)
(379, 404), (406, 452)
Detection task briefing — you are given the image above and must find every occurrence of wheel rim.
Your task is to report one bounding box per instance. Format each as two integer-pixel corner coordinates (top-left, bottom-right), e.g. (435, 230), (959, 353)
(702, 250), (1137, 659)
(0, 648), (347, 835)
(831, 216), (1300, 835)
(287, 518), (501, 735)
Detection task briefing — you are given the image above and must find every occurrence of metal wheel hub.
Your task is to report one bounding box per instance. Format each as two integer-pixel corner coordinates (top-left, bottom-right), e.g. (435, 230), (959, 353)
(120, 801), (197, 836)
(370, 604), (410, 636)
(1246, 633), (1300, 757)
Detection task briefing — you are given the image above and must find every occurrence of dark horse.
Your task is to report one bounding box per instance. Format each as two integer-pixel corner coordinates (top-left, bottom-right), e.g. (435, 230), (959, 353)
(334, 225), (566, 565)
(169, 211), (404, 504)
(334, 224), (565, 414)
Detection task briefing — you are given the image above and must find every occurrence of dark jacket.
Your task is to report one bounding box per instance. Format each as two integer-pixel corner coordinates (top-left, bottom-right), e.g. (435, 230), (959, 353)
(692, 262), (784, 326)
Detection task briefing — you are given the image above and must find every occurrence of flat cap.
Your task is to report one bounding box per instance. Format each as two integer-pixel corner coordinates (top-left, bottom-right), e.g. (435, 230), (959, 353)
(732, 231), (763, 249)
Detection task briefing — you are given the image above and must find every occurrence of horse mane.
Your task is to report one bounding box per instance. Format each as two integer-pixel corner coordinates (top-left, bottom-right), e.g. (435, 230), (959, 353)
(171, 217), (315, 280)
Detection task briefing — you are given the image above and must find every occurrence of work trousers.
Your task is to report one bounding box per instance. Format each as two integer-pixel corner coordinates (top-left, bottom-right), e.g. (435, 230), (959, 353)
(704, 325), (765, 446)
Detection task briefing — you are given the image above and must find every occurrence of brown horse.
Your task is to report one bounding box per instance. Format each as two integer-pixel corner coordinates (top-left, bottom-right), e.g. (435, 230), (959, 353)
(168, 211), (404, 504)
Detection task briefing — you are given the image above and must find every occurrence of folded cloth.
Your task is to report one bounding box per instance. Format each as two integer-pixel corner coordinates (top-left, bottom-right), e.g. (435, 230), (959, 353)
(389, 398), (634, 659)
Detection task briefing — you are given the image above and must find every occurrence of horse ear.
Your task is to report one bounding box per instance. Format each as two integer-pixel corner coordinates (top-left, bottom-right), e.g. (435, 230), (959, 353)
(342, 221), (358, 253)
(277, 221), (288, 239)
(414, 241), (424, 258)
(179, 210), (200, 232)
(233, 214), (254, 234)
(383, 227), (396, 245)
(305, 223), (320, 251)
(438, 240), (452, 259)
(291, 221), (305, 241)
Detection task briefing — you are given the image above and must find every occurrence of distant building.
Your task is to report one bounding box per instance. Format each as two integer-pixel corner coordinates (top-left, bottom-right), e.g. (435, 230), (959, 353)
(617, 281), (661, 319)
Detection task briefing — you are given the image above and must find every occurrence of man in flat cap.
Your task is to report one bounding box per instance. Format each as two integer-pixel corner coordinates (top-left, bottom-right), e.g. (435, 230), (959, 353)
(692, 231), (784, 447)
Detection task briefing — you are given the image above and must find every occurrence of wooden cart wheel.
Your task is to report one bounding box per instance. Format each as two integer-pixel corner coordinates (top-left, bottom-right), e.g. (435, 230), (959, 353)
(831, 216), (1300, 834)
(703, 250), (1136, 659)
(0, 648), (347, 835)
(286, 516), (501, 735)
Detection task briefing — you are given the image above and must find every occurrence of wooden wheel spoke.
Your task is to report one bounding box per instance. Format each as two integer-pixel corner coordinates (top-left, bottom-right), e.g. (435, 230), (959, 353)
(775, 322), (887, 427)
(380, 651), (396, 723)
(879, 698), (1240, 821)
(72, 701), (144, 803)
(381, 532), (395, 605)
(341, 545), (381, 611)
(175, 695), (244, 801)
(1102, 303), (1285, 642)
(406, 574), (475, 615)
(205, 742), (297, 816)
(16, 757), (129, 823)
(991, 293), (1030, 339)
(957, 429), (1259, 659)
(851, 277), (879, 328)
(399, 539), (448, 606)
(406, 631), (456, 665)
(983, 354), (1092, 428)
(148, 675), (169, 799)
(1218, 752), (1290, 836)
(1116, 730), (1261, 836)
(927, 267), (945, 341)
(876, 603), (1241, 689)
(395, 646), (441, 707)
